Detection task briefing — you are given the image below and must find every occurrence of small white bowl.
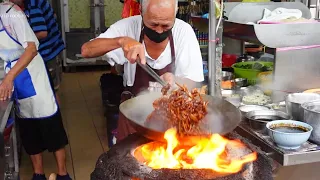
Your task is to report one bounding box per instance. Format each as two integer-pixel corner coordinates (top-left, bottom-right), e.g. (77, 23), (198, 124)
(266, 120), (313, 149)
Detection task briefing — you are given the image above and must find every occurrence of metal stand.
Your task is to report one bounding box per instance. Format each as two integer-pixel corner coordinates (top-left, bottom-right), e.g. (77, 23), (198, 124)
(223, 2), (320, 102)
(5, 126), (19, 180)
(208, 0), (217, 96)
(219, 3), (320, 178)
(0, 102), (18, 180)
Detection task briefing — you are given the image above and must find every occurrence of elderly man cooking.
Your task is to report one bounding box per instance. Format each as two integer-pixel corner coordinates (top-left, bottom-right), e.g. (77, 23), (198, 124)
(81, 0), (204, 142)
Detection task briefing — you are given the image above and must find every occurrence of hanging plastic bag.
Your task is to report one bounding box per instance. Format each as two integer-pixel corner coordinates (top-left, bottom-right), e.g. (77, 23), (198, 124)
(201, 1), (222, 19)
(121, 0), (140, 19)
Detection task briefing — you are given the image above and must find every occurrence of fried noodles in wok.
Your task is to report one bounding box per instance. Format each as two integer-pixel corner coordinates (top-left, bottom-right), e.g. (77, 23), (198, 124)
(147, 84), (208, 135)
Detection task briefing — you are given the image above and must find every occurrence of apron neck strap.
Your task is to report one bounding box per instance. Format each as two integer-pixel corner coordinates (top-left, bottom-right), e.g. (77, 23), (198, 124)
(5, 4), (15, 13)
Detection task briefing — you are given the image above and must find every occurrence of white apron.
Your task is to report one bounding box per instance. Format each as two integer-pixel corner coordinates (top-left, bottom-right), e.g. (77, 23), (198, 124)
(0, 17), (57, 119)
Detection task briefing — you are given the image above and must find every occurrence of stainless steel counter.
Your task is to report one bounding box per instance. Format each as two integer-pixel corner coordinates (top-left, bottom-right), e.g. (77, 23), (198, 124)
(0, 62), (10, 129)
(235, 120), (320, 179)
(0, 63), (17, 179)
(235, 123), (320, 166)
(0, 100), (13, 133)
(0, 63), (11, 133)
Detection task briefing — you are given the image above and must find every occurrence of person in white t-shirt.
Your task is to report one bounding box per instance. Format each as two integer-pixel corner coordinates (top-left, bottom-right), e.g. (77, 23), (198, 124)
(81, 0), (204, 142)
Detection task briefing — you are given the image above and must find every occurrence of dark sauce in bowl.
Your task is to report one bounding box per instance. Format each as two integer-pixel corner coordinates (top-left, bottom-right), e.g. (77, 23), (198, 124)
(270, 123), (310, 133)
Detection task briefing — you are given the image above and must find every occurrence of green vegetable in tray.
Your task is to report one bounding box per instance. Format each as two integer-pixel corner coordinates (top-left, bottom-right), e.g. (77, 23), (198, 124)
(252, 63), (263, 70)
(234, 62), (273, 71)
(266, 66), (273, 71)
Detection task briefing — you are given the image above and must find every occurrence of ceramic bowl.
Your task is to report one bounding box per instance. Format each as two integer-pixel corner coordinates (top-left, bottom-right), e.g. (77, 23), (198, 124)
(266, 120), (313, 149)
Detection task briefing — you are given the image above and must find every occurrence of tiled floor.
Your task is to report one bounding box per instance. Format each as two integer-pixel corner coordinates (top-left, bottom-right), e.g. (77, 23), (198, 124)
(20, 70), (109, 180)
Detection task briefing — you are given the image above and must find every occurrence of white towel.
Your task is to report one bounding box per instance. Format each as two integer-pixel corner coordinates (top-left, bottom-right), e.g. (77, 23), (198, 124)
(258, 8), (303, 24)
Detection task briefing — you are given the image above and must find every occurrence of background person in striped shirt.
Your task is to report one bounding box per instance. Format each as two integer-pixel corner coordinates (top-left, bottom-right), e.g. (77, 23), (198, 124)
(15, 0), (64, 93)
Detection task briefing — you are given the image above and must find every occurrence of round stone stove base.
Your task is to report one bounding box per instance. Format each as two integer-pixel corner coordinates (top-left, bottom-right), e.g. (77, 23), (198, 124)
(91, 132), (273, 180)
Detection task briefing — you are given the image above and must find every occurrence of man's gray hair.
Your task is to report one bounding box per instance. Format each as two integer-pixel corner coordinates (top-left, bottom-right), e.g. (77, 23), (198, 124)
(141, 0), (178, 15)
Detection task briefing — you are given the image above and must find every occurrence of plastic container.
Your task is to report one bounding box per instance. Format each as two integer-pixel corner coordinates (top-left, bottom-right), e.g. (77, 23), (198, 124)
(203, 61), (208, 76)
(232, 61), (274, 85)
(222, 54), (237, 68)
(303, 88), (320, 94)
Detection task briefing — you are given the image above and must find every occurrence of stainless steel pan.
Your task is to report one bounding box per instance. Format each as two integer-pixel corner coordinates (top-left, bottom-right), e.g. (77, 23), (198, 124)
(119, 92), (241, 142)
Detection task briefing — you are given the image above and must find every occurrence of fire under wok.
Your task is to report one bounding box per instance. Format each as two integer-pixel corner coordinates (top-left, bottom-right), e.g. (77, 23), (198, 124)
(119, 91), (241, 142)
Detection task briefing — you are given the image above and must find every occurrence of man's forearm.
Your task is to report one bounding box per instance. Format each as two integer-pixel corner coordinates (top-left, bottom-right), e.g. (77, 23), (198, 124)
(5, 42), (37, 81)
(81, 37), (123, 58)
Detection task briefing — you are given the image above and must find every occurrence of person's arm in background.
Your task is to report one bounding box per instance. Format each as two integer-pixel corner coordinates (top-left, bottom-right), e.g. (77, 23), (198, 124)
(28, 4), (48, 39)
(0, 6), (39, 100)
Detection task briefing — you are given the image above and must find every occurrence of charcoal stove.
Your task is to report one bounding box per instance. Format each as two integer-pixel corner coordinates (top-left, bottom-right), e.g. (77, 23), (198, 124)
(91, 132), (273, 180)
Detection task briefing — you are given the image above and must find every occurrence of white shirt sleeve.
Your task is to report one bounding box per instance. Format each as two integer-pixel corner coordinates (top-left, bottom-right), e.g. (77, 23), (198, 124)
(9, 6), (39, 49)
(96, 25), (127, 66)
(174, 22), (204, 82)
(96, 16), (141, 66)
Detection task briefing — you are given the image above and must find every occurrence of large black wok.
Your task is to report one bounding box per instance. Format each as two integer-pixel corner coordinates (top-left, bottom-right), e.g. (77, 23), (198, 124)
(119, 92), (241, 142)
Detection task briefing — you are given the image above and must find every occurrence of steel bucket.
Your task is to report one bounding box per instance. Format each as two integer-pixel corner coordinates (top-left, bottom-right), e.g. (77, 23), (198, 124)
(285, 93), (320, 121)
(302, 100), (320, 144)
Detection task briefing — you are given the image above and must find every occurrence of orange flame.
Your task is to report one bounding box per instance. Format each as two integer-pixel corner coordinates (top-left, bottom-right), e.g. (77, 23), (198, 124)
(134, 128), (257, 174)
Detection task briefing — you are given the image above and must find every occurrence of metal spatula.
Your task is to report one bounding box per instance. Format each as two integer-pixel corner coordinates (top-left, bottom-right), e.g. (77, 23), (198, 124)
(136, 61), (168, 87)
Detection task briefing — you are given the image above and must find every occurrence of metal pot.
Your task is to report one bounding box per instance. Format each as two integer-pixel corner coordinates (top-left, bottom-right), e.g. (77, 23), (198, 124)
(286, 93), (320, 121)
(234, 78), (248, 88)
(236, 55), (255, 63)
(245, 110), (292, 134)
(222, 71), (234, 81)
(302, 101), (320, 144)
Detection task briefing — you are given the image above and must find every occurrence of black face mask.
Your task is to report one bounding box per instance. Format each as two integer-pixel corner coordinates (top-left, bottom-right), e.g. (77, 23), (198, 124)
(143, 24), (172, 43)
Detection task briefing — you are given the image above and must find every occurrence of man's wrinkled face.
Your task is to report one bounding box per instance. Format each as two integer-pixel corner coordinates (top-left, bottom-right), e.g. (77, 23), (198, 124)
(142, 2), (176, 34)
